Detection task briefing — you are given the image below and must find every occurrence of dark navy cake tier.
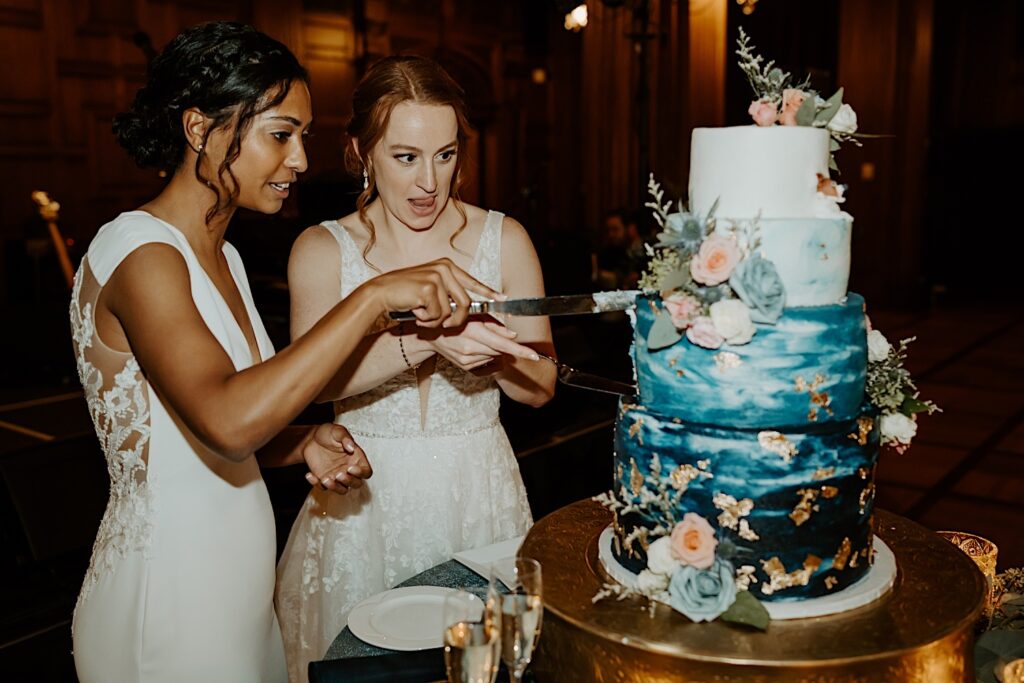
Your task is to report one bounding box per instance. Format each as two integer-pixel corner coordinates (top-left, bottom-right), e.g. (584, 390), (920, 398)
(612, 401), (879, 602)
(632, 293), (868, 429)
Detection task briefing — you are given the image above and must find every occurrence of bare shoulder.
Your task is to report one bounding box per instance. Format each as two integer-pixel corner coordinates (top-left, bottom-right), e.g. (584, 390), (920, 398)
(499, 214), (537, 253)
(289, 224), (343, 289)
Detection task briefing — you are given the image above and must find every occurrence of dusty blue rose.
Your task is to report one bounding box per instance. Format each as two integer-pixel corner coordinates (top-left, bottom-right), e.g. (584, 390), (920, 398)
(667, 557), (737, 623)
(729, 255), (785, 324)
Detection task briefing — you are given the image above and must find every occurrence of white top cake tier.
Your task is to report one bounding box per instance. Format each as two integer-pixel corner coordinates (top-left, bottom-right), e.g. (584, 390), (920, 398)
(689, 126), (843, 219)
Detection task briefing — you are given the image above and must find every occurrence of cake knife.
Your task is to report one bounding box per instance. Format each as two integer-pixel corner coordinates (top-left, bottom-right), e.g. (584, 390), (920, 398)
(537, 353), (637, 396)
(388, 290), (641, 321)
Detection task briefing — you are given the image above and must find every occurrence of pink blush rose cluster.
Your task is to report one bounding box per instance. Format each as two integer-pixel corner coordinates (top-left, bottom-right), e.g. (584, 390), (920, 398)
(639, 513), (739, 623)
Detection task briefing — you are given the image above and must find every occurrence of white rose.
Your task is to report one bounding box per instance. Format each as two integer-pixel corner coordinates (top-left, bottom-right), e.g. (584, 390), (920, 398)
(880, 412), (917, 445)
(646, 536), (680, 576)
(710, 299), (756, 345)
(636, 568), (670, 594)
(867, 329), (892, 362)
(828, 104), (858, 134)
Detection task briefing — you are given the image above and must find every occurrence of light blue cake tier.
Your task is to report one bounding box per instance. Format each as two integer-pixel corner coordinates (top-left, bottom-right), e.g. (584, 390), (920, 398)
(612, 401), (880, 602)
(632, 293), (868, 428)
(754, 217), (852, 307)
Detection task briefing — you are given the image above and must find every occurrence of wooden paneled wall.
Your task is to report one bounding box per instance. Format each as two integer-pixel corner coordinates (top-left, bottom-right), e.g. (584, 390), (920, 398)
(0, 0), (544, 304)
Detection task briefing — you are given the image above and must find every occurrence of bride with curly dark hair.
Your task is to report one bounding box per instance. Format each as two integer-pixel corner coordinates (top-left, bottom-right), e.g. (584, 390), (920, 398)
(69, 21), (534, 682)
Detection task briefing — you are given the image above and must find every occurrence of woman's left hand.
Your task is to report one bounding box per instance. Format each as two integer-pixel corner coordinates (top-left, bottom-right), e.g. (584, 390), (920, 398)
(301, 423), (373, 494)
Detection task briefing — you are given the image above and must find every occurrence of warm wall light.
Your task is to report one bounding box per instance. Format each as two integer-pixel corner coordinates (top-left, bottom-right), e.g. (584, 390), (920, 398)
(531, 67), (548, 84)
(737, 0), (759, 15)
(564, 3), (588, 31)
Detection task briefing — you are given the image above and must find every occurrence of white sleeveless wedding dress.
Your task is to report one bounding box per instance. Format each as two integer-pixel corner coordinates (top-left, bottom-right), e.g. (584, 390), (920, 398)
(275, 210), (533, 682)
(70, 211), (287, 682)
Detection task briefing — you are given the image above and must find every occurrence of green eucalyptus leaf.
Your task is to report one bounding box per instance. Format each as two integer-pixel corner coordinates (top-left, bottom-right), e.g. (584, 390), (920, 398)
(647, 310), (683, 351)
(795, 96), (817, 126)
(661, 262), (692, 291)
(828, 155), (839, 172)
(719, 590), (770, 631)
(816, 88), (844, 124)
(900, 396), (931, 415)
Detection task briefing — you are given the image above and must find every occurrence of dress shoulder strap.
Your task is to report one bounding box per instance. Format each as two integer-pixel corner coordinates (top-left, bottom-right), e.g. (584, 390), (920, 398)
(86, 212), (187, 286)
(319, 220), (371, 297)
(470, 210), (504, 291)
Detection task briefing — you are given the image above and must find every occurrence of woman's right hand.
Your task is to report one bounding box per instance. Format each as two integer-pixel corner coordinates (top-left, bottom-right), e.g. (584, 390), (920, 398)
(418, 318), (540, 371)
(363, 257), (499, 329)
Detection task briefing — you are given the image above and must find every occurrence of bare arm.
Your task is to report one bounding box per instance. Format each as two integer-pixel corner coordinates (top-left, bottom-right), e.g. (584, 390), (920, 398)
(288, 227), (427, 400)
(490, 216), (556, 407)
(106, 243), (488, 461)
(290, 225), (540, 401)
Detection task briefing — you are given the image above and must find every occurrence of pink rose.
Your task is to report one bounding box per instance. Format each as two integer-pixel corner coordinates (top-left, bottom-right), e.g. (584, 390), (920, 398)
(685, 316), (724, 349)
(690, 234), (741, 286)
(747, 98), (777, 127)
(670, 513), (719, 569)
(778, 89), (809, 126)
(663, 292), (702, 329)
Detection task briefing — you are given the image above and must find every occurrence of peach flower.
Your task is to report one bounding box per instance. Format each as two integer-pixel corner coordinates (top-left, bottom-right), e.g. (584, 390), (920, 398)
(663, 292), (702, 329)
(747, 98), (777, 127)
(670, 513), (719, 569)
(690, 234), (741, 286)
(778, 88), (809, 126)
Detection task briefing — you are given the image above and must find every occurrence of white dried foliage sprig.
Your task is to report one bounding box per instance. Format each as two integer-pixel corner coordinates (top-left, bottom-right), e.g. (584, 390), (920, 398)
(644, 174), (674, 228)
(736, 27), (811, 103)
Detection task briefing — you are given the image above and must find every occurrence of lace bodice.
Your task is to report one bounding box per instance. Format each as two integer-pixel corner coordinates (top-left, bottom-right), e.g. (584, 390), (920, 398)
(322, 212), (505, 437)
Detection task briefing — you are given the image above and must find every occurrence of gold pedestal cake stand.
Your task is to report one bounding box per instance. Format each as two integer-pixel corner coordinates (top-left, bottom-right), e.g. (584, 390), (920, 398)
(521, 500), (986, 682)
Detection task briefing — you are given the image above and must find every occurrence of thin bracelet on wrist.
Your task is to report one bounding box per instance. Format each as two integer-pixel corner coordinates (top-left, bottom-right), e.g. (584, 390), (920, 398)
(398, 321), (416, 370)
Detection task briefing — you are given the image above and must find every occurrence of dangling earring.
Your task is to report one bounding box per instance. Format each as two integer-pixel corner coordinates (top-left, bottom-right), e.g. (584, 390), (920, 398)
(362, 168), (369, 190)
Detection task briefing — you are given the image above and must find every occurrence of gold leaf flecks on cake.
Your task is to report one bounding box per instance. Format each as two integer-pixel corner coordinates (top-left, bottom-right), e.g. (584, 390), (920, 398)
(697, 459), (711, 471)
(735, 565), (758, 591)
(849, 548), (860, 569)
(857, 466), (870, 480)
(812, 467), (836, 481)
(668, 358), (677, 368)
(629, 458), (644, 496)
(670, 464), (701, 492)
(738, 519), (760, 541)
(833, 537), (852, 570)
(859, 481), (876, 514)
(713, 351), (742, 371)
(713, 492), (755, 531)
(848, 416), (874, 446)
(677, 369), (686, 377)
(628, 416), (644, 444)
(789, 488), (821, 526)
(758, 431), (798, 463)
(795, 374), (833, 421)
(760, 555), (822, 596)
(825, 576), (838, 590)
(820, 486), (839, 499)
(672, 417), (682, 424)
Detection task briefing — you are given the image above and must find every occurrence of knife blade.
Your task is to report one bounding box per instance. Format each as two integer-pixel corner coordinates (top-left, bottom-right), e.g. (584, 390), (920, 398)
(538, 353), (637, 396)
(388, 290), (641, 321)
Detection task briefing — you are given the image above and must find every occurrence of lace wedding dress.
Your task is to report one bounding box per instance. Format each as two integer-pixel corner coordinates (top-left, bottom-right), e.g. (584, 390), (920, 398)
(70, 212), (287, 682)
(275, 210), (533, 682)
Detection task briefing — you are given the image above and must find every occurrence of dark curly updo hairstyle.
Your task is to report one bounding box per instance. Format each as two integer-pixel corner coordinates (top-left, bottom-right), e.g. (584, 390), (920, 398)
(113, 22), (307, 219)
(345, 55), (472, 268)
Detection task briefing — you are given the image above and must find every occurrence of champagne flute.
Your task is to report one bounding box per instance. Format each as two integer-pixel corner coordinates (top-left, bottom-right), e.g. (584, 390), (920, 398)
(442, 589), (500, 683)
(493, 557), (543, 683)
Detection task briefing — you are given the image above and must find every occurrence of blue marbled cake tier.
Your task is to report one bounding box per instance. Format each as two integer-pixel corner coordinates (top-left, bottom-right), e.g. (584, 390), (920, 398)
(632, 293), (868, 429)
(611, 401), (879, 602)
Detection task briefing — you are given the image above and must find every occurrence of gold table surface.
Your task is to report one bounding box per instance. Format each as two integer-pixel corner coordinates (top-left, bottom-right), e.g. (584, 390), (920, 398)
(520, 500), (987, 682)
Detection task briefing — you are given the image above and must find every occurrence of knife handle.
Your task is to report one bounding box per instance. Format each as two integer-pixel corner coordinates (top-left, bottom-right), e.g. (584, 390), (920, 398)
(388, 300), (488, 321)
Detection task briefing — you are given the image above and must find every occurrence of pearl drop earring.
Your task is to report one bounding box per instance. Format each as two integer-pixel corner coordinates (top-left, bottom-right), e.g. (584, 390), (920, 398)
(362, 168), (369, 190)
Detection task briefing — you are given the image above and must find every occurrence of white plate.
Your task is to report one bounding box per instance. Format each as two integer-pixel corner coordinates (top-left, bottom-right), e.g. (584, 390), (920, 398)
(347, 585), (458, 651)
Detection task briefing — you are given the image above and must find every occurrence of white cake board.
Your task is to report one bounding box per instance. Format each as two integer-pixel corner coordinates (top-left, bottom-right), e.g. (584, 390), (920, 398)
(597, 526), (896, 620)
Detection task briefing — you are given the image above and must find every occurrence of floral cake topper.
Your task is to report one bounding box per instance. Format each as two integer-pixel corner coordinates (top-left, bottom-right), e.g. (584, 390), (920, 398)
(737, 27), (859, 171)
